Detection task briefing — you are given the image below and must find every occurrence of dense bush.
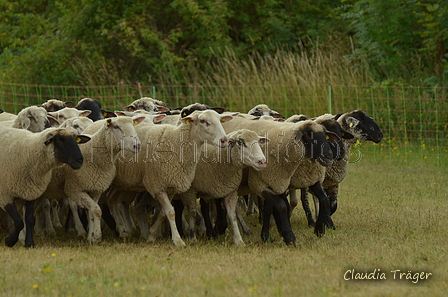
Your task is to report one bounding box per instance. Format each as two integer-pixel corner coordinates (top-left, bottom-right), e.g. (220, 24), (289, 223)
(0, 0), (446, 86)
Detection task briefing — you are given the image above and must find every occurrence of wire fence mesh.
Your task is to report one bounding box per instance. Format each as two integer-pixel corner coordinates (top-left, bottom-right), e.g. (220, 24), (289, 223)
(0, 81), (446, 166)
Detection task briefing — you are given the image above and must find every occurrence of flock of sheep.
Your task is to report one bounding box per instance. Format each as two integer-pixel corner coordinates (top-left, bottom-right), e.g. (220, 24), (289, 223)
(0, 97), (383, 248)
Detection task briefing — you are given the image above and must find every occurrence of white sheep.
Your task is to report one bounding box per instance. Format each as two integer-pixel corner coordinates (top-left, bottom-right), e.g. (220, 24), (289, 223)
(40, 99), (73, 112)
(0, 106), (58, 132)
(47, 107), (92, 123)
(39, 115), (145, 244)
(112, 110), (233, 246)
(177, 129), (268, 246)
(59, 117), (94, 134)
(247, 104), (284, 119)
(124, 97), (170, 113)
(0, 126), (90, 247)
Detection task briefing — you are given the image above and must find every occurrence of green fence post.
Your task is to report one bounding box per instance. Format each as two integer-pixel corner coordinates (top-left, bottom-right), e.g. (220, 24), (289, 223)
(402, 86), (408, 162)
(434, 87), (440, 166)
(328, 84), (332, 114)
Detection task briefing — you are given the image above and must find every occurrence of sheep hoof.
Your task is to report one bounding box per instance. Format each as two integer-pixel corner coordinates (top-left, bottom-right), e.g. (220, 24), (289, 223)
(282, 232), (296, 245)
(173, 239), (186, 247)
(307, 220), (316, 227)
(234, 240), (246, 247)
(314, 223), (325, 237)
(5, 235), (18, 247)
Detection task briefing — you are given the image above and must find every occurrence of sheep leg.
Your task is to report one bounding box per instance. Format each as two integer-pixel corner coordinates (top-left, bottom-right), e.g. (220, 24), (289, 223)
(308, 182), (331, 237)
(120, 198), (136, 234)
(214, 198), (227, 235)
(100, 202), (119, 237)
(173, 199), (185, 238)
(33, 199), (45, 235)
(67, 199), (87, 237)
(289, 189), (299, 216)
(150, 192), (186, 247)
(73, 192), (102, 245)
(134, 193), (150, 240)
(41, 198), (56, 235)
(236, 197), (252, 236)
(108, 193), (128, 238)
(300, 188), (316, 227)
(24, 200), (36, 248)
(200, 198), (216, 238)
(180, 195), (198, 241)
(246, 194), (256, 216)
(223, 193), (245, 246)
(4, 203), (24, 247)
(326, 185), (339, 216)
(50, 200), (63, 229)
(261, 191), (296, 245)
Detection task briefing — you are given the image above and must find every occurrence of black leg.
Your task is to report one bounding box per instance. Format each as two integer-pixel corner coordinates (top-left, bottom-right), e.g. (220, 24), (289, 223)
(262, 191), (296, 245)
(24, 200), (35, 248)
(172, 199), (184, 238)
(214, 198), (227, 235)
(261, 198), (273, 242)
(101, 202), (119, 237)
(308, 182), (331, 237)
(300, 188), (315, 227)
(4, 202), (24, 247)
(200, 199), (216, 238)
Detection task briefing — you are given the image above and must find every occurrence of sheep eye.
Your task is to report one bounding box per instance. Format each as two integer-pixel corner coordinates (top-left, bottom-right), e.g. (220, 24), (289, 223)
(200, 119), (206, 124)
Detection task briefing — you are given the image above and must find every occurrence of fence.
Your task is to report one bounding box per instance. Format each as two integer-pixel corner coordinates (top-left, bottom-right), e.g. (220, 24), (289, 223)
(0, 81), (446, 166)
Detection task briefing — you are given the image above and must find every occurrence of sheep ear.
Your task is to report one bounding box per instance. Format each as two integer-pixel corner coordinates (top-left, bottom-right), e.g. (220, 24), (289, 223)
(76, 135), (91, 144)
(326, 131), (341, 143)
(44, 134), (54, 146)
(132, 116), (146, 126)
(153, 114), (166, 123)
(345, 116), (360, 128)
(220, 115), (233, 123)
(212, 107), (225, 114)
(340, 129), (354, 139)
(155, 105), (170, 113)
(21, 118), (31, 130)
(270, 112), (284, 119)
(102, 109), (117, 118)
(181, 116), (193, 125)
(79, 110), (92, 117)
(64, 101), (73, 107)
(251, 116), (261, 120)
(114, 111), (127, 117)
(228, 140), (236, 147)
(105, 119), (112, 127)
(258, 136), (269, 144)
(47, 115), (61, 127)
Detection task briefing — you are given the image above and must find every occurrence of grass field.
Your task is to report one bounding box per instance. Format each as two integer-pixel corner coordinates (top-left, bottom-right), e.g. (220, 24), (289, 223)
(0, 153), (447, 297)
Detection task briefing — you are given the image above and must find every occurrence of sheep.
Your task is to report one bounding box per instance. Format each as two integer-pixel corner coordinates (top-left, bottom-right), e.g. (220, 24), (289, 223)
(38, 115), (145, 244)
(0, 106), (59, 131)
(0, 109), (19, 122)
(75, 97), (116, 121)
(221, 115), (340, 243)
(175, 129), (268, 246)
(112, 110), (233, 246)
(40, 99), (73, 112)
(47, 107), (92, 124)
(124, 97), (170, 113)
(158, 102), (226, 126)
(284, 114), (354, 233)
(247, 104), (284, 119)
(285, 114), (311, 123)
(59, 117), (94, 134)
(0, 126), (90, 247)
(299, 110), (383, 226)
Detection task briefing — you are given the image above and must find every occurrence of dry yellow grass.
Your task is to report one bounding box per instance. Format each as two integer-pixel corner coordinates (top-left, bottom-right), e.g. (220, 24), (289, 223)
(0, 157), (447, 297)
